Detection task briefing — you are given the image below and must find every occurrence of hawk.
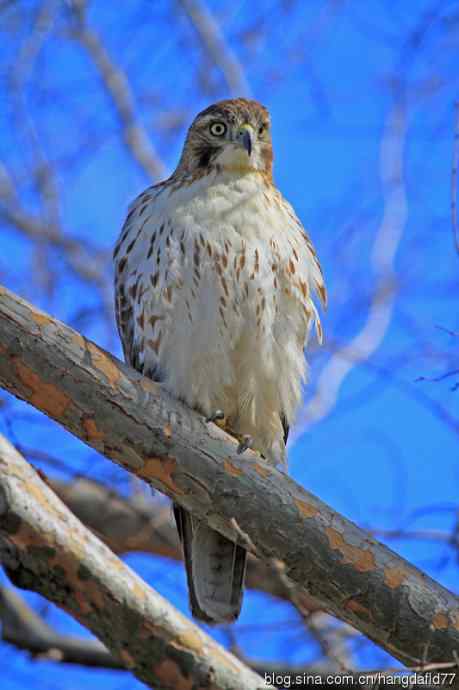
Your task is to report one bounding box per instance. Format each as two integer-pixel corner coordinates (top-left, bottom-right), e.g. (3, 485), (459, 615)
(114, 98), (326, 623)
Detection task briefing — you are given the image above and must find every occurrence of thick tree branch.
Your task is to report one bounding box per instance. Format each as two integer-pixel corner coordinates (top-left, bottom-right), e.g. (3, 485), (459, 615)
(0, 435), (267, 690)
(0, 284), (459, 669)
(0, 585), (345, 682)
(1, 583), (454, 690)
(47, 478), (348, 667)
(0, 585), (337, 681)
(49, 477), (321, 610)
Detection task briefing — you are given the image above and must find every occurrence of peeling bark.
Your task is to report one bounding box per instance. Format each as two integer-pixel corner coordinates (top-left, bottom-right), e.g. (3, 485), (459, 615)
(0, 436), (268, 690)
(1, 284), (459, 668)
(1, 584), (455, 690)
(50, 477), (320, 609)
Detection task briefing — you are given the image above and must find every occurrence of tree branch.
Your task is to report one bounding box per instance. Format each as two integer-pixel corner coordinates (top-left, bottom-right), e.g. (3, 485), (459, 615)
(0, 284), (458, 669)
(178, 0), (252, 97)
(0, 160), (110, 287)
(2, 583), (455, 690)
(69, 0), (165, 181)
(0, 585), (122, 669)
(0, 585), (347, 682)
(0, 435), (267, 690)
(0, 585), (341, 682)
(48, 477), (321, 610)
(293, 94), (407, 437)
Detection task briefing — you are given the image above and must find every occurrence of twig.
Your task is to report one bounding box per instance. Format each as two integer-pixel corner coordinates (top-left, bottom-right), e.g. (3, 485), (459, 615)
(370, 528), (452, 543)
(0, 586), (122, 669)
(415, 370), (459, 384)
(1, 284), (459, 667)
(436, 325), (459, 337)
(293, 96), (407, 437)
(0, 201), (109, 286)
(69, 0), (164, 180)
(178, 0), (252, 96)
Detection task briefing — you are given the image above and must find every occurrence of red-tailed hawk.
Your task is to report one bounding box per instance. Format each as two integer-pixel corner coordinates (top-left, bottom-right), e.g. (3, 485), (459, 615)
(114, 98), (326, 623)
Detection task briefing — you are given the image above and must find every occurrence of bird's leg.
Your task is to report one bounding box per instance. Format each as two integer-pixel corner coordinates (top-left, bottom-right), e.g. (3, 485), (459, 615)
(206, 410), (254, 455)
(236, 434), (253, 455)
(206, 409), (227, 429)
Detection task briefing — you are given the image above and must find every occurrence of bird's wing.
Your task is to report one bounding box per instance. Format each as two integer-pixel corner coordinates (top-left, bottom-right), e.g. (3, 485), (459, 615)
(277, 194), (327, 346)
(114, 185), (175, 380)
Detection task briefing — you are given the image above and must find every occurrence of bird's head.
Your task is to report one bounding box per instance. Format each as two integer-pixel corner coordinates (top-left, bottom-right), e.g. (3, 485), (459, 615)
(176, 98), (273, 178)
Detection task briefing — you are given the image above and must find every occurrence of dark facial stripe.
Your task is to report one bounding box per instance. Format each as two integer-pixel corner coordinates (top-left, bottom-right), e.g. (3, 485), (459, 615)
(197, 146), (221, 168)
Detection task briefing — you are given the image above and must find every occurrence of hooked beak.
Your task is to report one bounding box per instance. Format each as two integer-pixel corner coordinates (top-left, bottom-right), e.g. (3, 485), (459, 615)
(236, 126), (253, 157)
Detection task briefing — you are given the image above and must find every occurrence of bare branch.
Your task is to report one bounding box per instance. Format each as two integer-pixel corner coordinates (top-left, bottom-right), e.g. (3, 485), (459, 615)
(293, 97), (407, 437)
(2, 582), (457, 690)
(8, 0), (61, 231)
(0, 585), (344, 682)
(68, 0), (165, 180)
(49, 477), (320, 609)
(178, 0), (252, 97)
(0, 200), (109, 288)
(0, 586), (122, 669)
(0, 284), (458, 668)
(0, 162), (110, 296)
(50, 481), (351, 669)
(0, 435), (267, 690)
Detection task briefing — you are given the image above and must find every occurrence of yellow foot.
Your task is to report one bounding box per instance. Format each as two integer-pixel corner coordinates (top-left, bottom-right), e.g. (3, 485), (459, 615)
(236, 434), (253, 455)
(206, 411), (256, 455)
(206, 409), (227, 430)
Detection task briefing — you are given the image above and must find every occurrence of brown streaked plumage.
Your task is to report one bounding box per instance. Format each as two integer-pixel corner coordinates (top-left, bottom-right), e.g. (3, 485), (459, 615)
(114, 98), (326, 623)
(175, 98), (273, 180)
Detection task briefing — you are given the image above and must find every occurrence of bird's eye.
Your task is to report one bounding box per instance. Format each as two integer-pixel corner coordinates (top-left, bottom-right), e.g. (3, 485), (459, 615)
(209, 122), (227, 137)
(259, 124), (266, 136)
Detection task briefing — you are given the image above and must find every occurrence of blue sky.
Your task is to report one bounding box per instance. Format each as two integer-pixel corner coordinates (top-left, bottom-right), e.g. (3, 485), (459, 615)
(1, 1), (459, 687)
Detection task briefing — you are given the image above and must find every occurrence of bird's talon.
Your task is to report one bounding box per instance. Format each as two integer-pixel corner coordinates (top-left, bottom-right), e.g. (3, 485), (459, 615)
(206, 409), (228, 430)
(237, 434), (253, 454)
(206, 409), (225, 423)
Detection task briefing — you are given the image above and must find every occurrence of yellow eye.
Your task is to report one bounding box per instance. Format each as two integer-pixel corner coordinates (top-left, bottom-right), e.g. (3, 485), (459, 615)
(209, 121), (227, 137)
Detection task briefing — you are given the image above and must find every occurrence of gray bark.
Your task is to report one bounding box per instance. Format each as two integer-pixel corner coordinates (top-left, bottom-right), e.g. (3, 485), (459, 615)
(0, 284), (459, 670)
(0, 435), (268, 690)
